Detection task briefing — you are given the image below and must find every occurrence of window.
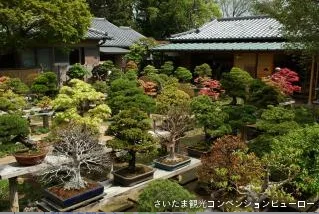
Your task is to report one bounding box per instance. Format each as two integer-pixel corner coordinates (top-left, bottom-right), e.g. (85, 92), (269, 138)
(21, 49), (36, 68)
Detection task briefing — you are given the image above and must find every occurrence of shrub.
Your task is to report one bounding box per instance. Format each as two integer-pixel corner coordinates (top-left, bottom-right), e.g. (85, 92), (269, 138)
(91, 60), (115, 81)
(0, 114), (30, 143)
(0, 90), (26, 112)
(92, 81), (108, 93)
(67, 63), (89, 79)
(221, 67), (253, 105)
(194, 63), (212, 77)
(31, 72), (58, 97)
(142, 65), (158, 76)
(138, 179), (200, 212)
(0, 77), (29, 94)
(160, 61), (174, 76)
(195, 77), (224, 100)
(174, 67), (192, 82)
(178, 83), (195, 98)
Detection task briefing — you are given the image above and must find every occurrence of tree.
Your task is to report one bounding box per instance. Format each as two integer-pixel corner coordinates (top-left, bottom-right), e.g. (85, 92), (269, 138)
(0, 0), (92, 53)
(0, 114), (30, 144)
(107, 77), (156, 115)
(67, 63), (90, 80)
(87, 0), (134, 27)
(91, 60), (118, 82)
(40, 122), (111, 190)
(0, 77), (29, 95)
(135, 0), (221, 38)
(160, 61), (175, 76)
(174, 67), (192, 82)
(141, 65), (158, 76)
(256, 0), (319, 54)
(156, 85), (190, 114)
(221, 67), (253, 105)
(156, 104), (194, 160)
(224, 105), (257, 133)
(31, 72), (58, 97)
(194, 63), (212, 77)
(194, 77), (224, 100)
(263, 68), (301, 96)
(138, 179), (200, 212)
(106, 108), (156, 172)
(52, 79), (111, 129)
(190, 95), (231, 142)
(216, 0), (256, 17)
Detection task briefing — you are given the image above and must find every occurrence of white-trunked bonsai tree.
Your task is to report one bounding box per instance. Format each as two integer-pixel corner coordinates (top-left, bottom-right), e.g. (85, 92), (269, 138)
(40, 122), (111, 190)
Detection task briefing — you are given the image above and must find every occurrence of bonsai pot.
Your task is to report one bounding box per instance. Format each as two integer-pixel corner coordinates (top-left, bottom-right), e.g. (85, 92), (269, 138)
(13, 149), (48, 166)
(112, 164), (155, 187)
(44, 181), (104, 208)
(154, 154), (191, 171)
(187, 146), (209, 158)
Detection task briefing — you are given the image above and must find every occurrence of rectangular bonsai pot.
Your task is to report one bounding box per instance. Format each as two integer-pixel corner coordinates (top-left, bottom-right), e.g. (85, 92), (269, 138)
(112, 165), (155, 187)
(44, 181), (104, 208)
(154, 155), (191, 171)
(187, 147), (209, 158)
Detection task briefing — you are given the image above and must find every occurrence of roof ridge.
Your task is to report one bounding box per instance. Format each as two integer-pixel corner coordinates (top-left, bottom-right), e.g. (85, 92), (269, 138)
(217, 15), (271, 21)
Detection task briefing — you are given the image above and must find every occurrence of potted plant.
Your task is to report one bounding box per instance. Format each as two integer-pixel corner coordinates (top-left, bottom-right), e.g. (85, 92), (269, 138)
(106, 108), (157, 187)
(37, 96), (52, 113)
(0, 114), (48, 166)
(153, 104), (193, 171)
(188, 95), (231, 158)
(41, 122), (111, 208)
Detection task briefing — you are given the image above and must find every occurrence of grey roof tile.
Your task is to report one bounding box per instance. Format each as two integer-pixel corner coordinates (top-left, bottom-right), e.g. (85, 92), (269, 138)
(170, 16), (283, 41)
(90, 18), (145, 47)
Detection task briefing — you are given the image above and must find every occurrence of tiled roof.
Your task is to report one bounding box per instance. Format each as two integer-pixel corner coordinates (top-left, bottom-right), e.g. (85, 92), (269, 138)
(86, 28), (110, 40)
(170, 16), (283, 42)
(153, 42), (286, 51)
(90, 18), (145, 47)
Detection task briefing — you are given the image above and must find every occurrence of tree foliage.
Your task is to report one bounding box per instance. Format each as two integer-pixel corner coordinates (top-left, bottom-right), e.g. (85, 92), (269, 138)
(216, 0), (257, 17)
(194, 63), (212, 77)
(67, 63), (90, 80)
(107, 77), (155, 115)
(52, 79), (111, 129)
(0, 77), (29, 94)
(0, 114), (30, 143)
(221, 67), (253, 105)
(174, 67), (192, 82)
(138, 179), (200, 212)
(0, 0), (92, 52)
(190, 95), (231, 141)
(0, 78), (27, 112)
(106, 108), (156, 172)
(87, 0), (134, 27)
(160, 61), (175, 76)
(31, 72), (58, 97)
(135, 0), (221, 38)
(125, 38), (157, 65)
(195, 77), (224, 100)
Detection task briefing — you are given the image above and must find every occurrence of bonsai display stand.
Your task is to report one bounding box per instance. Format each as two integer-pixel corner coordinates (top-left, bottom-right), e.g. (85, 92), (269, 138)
(36, 193), (106, 211)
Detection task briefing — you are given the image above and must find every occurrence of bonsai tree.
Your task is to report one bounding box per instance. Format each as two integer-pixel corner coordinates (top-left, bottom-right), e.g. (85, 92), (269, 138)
(248, 79), (285, 108)
(142, 65), (158, 76)
(37, 96), (53, 112)
(190, 95), (231, 143)
(221, 67), (253, 105)
(138, 179), (200, 212)
(194, 63), (212, 77)
(156, 104), (194, 160)
(91, 60), (116, 81)
(41, 122), (111, 190)
(107, 77), (155, 115)
(249, 105), (300, 157)
(156, 85), (190, 114)
(67, 63), (89, 80)
(194, 77), (224, 100)
(0, 77), (29, 94)
(92, 81), (108, 93)
(138, 78), (158, 97)
(106, 108), (156, 172)
(160, 61), (175, 76)
(124, 38), (157, 66)
(198, 135), (296, 211)
(263, 68), (301, 97)
(0, 89), (26, 113)
(52, 79), (111, 129)
(31, 72), (58, 97)
(174, 67), (192, 82)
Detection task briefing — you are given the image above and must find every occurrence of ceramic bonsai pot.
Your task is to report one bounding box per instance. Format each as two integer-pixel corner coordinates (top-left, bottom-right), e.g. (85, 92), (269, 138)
(154, 154), (191, 171)
(13, 149), (48, 166)
(44, 181), (104, 208)
(112, 164), (155, 187)
(187, 146), (209, 158)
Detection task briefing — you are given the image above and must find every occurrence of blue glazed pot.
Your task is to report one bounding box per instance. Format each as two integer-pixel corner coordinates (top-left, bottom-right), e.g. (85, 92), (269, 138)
(44, 181), (104, 208)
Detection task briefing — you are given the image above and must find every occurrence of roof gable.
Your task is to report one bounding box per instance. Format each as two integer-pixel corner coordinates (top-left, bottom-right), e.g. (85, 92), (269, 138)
(90, 18), (145, 47)
(170, 16), (283, 42)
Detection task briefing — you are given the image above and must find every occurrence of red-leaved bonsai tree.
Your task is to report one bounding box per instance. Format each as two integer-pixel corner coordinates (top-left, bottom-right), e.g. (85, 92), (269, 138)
(195, 77), (224, 100)
(264, 68), (301, 96)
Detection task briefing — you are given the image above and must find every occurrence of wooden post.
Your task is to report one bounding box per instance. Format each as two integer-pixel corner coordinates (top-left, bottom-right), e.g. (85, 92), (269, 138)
(43, 115), (49, 129)
(315, 60), (319, 100)
(308, 55), (316, 105)
(9, 177), (19, 212)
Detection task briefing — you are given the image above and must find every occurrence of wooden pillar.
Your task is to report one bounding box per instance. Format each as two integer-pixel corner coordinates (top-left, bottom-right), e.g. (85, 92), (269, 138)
(43, 115), (49, 129)
(9, 177), (19, 212)
(315, 60), (319, 99)
(308, 56), (316, 105)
